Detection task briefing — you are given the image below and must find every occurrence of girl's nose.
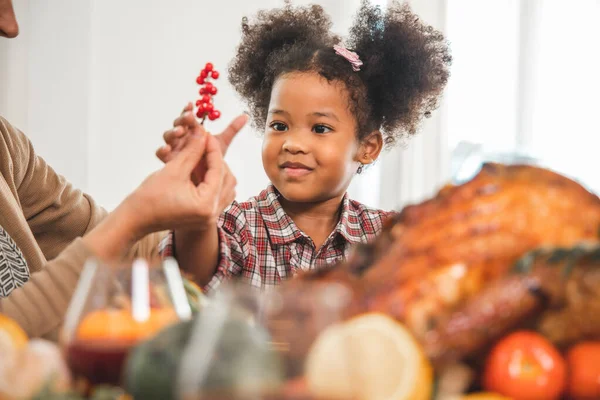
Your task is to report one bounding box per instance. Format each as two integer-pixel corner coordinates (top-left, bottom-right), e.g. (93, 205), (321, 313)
(281, 130), (309, 154)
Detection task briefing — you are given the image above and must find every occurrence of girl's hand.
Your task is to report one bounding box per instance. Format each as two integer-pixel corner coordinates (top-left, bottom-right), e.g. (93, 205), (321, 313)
(218, 161), (237, 214)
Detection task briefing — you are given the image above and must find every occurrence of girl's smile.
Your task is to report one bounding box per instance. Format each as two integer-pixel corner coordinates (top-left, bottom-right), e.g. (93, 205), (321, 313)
(279, 161), (315, 179)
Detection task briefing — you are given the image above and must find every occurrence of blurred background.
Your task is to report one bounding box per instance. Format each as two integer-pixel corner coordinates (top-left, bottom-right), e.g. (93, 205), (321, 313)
(0, 0), (599, 211)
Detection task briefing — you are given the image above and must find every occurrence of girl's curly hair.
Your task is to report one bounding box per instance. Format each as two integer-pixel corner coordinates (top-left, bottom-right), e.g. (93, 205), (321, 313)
(228, 0), (452, 147)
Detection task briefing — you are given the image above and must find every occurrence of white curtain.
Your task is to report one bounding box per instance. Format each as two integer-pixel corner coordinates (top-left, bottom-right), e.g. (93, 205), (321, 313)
(528, 1), (600, 191)
(447, 0), (600, 193)
(366, 0), (600, 213)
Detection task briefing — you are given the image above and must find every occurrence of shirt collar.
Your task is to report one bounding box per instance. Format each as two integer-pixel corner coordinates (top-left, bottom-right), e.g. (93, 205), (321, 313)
(334, 194), (364, 245)
(258, 185), (365, 246)
(257, 185), (305, 245)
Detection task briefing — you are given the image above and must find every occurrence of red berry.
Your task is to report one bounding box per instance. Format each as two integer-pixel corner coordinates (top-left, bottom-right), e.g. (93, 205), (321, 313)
(205, 63), (214, 72)
(210, 86), (218, 95)
(196, 76), (205, 85)
(196, 108), (206, 118)
(201, 94), (211, 103)
(195, 99), (202, 106)
(211, 71), (220, 79)
(200, 70), (208, 78)
(204, 82), (213, 90)
(199, 88), (207, 95)
(204, 103), (214, 112)
(209, 110), (221, 120)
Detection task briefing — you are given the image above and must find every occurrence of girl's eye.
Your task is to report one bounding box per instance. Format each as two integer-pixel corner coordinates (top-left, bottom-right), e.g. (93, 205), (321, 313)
(313, 124), (332, 134)
(270, 122), (288, 132)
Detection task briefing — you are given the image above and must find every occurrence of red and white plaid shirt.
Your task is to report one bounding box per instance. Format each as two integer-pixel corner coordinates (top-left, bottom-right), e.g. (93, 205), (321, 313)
(160, 185), (391, 291)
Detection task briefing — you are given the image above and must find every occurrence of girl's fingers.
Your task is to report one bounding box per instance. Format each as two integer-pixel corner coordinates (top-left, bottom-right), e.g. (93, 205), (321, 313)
(156, 145), (172, 163)
(173, 111), (199, 130)
(164, 126), (186, 145)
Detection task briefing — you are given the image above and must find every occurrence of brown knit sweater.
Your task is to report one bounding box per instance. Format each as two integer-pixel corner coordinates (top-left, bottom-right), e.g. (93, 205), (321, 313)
(0, 116), (163, 339)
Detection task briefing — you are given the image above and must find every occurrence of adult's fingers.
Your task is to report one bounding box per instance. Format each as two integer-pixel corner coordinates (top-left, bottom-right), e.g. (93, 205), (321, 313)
(172, 132), (208, 173)
(196, 135), (225, 197)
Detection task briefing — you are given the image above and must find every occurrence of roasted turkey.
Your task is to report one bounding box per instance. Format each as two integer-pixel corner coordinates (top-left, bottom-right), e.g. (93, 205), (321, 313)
(287, 163), (600, 367)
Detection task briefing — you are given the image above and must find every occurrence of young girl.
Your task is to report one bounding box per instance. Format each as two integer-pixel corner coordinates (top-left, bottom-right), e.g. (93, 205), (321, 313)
(160, 0), (451, 291)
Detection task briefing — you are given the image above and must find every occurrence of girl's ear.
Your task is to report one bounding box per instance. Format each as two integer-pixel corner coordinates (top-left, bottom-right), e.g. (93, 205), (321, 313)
(357, 130), (384, 165)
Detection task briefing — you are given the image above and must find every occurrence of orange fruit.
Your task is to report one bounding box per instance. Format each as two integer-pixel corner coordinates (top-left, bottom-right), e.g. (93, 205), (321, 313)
(305, 313), (432, 400)
(463, 394), (512, 399)
(483, 331), (566, 400)
(566, 341), (600, 399)
(0, 313), (28, 349)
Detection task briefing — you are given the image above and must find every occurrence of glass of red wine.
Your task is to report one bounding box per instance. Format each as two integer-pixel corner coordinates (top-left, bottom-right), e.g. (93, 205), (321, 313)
(61, 257), (191, 390)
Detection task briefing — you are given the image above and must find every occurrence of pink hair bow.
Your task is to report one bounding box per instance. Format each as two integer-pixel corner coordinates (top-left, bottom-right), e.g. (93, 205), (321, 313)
(333, 44), (363, 72)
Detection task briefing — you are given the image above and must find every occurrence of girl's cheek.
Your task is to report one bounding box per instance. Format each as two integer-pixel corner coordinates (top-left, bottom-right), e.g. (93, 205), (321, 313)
(262, 135), (277, 154)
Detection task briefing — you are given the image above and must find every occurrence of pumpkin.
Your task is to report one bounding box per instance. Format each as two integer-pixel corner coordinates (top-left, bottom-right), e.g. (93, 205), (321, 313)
(0, 314), (28, 350)
(76, 308), (178, 342)
(0, 339), (72, 400)
(124, 309), (284, 400)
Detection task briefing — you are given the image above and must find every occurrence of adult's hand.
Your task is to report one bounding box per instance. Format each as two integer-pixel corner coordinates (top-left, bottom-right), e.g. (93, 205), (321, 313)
(82, 131), (233, 260)
(157, 105), (246, 212)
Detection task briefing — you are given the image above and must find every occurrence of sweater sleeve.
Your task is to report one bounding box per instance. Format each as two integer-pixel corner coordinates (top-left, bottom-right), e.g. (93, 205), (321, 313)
(0, 116), (164, 338)
(0, 233), (164, 339)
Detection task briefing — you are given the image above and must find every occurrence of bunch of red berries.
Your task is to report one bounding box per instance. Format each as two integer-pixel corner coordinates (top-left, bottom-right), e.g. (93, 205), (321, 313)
(195, 62), (221, 122)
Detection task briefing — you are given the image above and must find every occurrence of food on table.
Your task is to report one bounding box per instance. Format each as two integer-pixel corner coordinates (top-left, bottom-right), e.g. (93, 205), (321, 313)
(0, 313), (28, 350)
(76, 308), (177, 342)
(482, 331), (566, 400)
(288, 164), (600, 368)
(42, 163), (600, 398)
(434, 363), (475, 399)
(0, 339), (72, 400)
(124, 309), (284, 400)
(565, 341), (600, 400)
(305, 313), (432, 400)
(423, 244), (600, 366)
(462, 393), (512, 399)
